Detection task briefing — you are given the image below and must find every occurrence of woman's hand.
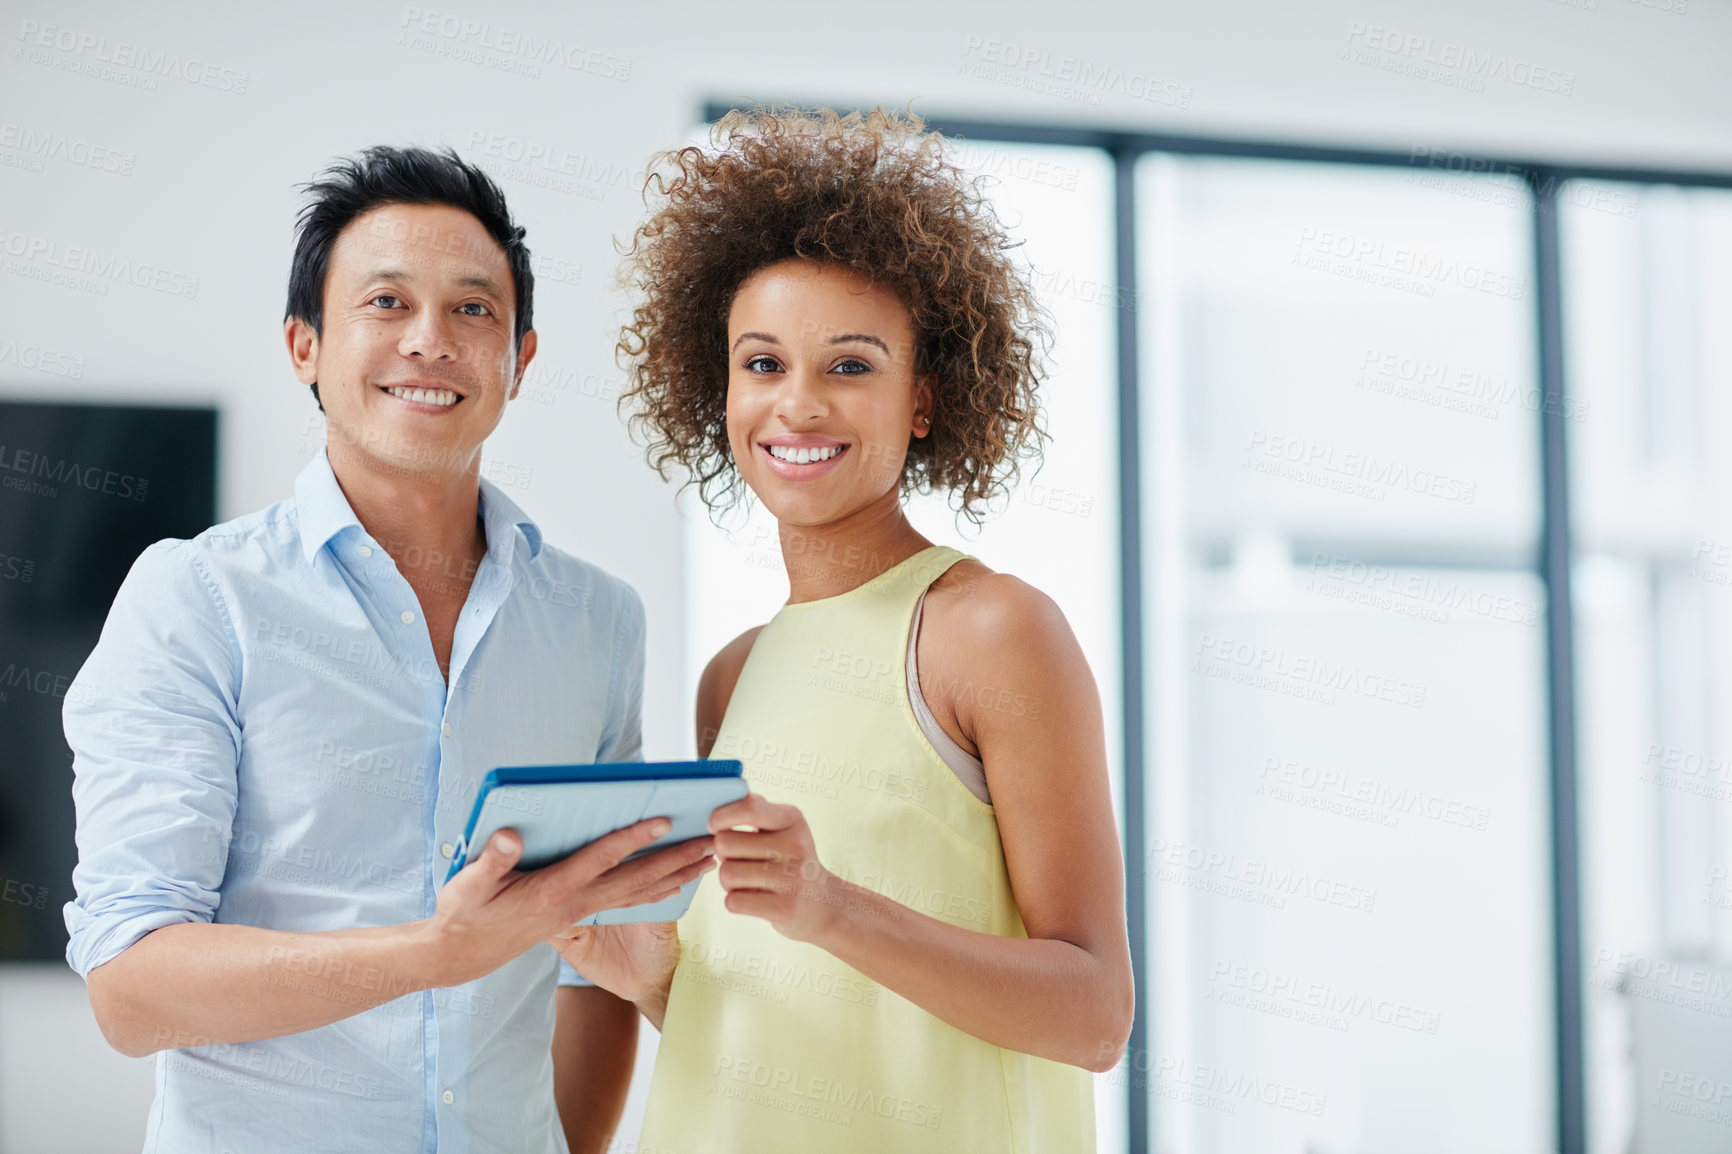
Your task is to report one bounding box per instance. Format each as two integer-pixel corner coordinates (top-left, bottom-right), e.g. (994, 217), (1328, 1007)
(548, 921), (682, 1008)
(708, 792), (849, 945)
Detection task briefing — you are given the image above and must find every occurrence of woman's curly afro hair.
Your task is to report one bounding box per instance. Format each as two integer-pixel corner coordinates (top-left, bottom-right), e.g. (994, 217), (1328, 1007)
(615, 106), (1050, 523)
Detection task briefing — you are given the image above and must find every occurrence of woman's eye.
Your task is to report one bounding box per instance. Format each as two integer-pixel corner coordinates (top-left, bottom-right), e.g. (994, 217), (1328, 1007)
(370, 294), (403, 310)
(744, 355), (782, 374)
(834, 358), (873, 375)
(458, 302), (490, 317)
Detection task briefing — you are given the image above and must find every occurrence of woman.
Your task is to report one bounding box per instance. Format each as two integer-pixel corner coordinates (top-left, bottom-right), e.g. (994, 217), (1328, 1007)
(555, 107), (1132, 1153)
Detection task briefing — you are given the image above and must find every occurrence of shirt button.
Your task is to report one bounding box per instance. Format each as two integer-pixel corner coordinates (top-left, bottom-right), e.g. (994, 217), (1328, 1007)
(440, 842), (455, 859)
(357, 545), (373, 558)
(441, 1089), (455, 1105)
(442, 722), (452, 737)
(400, 610), (414, 624)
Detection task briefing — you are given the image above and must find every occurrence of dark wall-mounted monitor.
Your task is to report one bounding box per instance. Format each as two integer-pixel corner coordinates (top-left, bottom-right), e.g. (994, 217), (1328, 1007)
(0, 400), (218, 963)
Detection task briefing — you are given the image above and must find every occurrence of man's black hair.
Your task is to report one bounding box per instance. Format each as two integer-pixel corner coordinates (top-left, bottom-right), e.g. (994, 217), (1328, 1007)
(284, 145), (534, 411)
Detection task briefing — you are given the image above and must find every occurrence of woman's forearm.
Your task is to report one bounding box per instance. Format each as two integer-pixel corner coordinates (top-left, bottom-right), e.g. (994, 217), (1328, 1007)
(809, 878), (1133, 1072)
(553, 987), (639, 1154)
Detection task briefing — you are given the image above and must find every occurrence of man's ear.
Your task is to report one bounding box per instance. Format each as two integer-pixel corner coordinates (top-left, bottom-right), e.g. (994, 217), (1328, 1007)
(508, 328), (538, 402)
(285, 317), (320, 385)
(910, 374), (936, 438)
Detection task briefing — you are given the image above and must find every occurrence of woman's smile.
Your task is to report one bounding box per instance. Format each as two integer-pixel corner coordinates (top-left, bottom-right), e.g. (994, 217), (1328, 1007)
(758, 435), (852, 480)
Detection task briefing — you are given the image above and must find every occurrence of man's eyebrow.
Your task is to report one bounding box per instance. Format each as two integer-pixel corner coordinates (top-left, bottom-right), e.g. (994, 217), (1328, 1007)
(357, 267), (506, 298)
(731, 331), (781, 351)
(830, 332), (890, 354)
(454, 273), (507, 297)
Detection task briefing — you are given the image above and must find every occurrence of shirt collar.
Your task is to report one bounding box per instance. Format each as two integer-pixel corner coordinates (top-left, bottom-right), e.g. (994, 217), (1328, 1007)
(477, 471), (544, 565)
(294, 446), (544, 565)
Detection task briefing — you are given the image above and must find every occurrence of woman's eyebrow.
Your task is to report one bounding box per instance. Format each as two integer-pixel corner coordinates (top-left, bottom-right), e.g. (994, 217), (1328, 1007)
(829, 332), (890, 353)
(731, 331), (780, 351)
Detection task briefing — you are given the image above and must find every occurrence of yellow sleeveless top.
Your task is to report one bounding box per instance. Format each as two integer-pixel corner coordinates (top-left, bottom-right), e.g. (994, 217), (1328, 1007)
(639, 545), (1096, 1153)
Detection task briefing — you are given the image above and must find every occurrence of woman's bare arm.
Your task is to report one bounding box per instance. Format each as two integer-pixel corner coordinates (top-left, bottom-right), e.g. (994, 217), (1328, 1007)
(709, 573), (1133, 1071)
(552, 986), (639, 1154)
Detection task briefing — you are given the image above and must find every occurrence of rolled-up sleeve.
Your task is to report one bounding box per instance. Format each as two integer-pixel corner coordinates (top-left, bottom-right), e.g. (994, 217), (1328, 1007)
(63, 539), (243, 979)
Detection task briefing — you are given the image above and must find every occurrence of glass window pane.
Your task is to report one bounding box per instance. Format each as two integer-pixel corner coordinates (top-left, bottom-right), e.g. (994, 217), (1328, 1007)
(1565, 180), (1732, 1154)
(1136, 153), (1555, 1153)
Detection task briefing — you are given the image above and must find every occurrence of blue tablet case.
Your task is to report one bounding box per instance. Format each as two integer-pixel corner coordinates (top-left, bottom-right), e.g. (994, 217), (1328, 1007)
(445, 759), (747, 925)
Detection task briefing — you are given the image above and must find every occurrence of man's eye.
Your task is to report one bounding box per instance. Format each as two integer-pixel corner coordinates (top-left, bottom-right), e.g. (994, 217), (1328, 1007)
(459, 302), (490, 317)
(745, 355), (782, 374)
(370, 295), (403, 309)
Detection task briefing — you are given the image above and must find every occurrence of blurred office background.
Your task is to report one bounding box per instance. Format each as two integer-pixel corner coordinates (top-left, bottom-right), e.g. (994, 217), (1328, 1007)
(2, 1), (1730, 1151)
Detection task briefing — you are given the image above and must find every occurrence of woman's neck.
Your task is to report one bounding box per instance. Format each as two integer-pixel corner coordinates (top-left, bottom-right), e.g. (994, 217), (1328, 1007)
(778, 493), (932, 604)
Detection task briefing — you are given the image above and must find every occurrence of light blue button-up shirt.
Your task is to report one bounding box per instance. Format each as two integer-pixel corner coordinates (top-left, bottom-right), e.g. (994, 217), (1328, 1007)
(63, 447), (644, 1154)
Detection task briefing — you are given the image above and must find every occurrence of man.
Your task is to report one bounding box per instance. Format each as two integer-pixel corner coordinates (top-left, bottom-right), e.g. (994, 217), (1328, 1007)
(62, 145), (708, 1153)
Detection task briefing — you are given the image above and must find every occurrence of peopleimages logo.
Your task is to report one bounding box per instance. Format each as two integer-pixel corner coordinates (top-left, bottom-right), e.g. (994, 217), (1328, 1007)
(1258, 755), (1491, 831)
(1405, 147), (1640, 220)
(0, 876), (49, 911)
(1305, 551), (1539, 628)
(0, 122), (135, 174)
(958, 35), (1193, 109)
(1193, 630), (1427, 710)
(14, 19), (250, 94)
(0, 335), (84, 378)
(399, 9), (631, 80)
(0, 444), (148, 501)
(1294, 227), (1526, 299)
(465, 131), (631, 188)
(1591, 947), (1732, 1018)
(1341, 21), (1576, 96)
(946, 139), (1082, 191)
(1098, 1049), (1329, 1117)
(1145, 837), (1380, 913)
(1208, 961), (1442, 1035)
(1244, 429), (1478, 506)
(1355, 347), (1588, 424)
(0, 228), (200, 299)
(711, 1055), (944, 1129)
(0, 662), (96, 705)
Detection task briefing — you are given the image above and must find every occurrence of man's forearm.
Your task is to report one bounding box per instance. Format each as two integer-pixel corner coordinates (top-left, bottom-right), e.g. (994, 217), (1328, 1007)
(88, 919), (445, 1057)
(87, 822), (709, 1059)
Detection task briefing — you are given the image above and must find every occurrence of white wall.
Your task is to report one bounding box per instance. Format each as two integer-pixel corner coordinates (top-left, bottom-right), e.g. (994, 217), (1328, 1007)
(0, 967), (155, 1153)
(1, 0), (1727, 1150)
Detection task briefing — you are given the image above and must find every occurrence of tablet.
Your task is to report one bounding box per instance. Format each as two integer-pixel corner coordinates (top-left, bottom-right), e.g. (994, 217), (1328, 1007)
(445, 759), (747, 925)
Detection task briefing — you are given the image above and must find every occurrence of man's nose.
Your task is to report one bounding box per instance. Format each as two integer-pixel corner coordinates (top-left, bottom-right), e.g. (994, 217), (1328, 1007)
(399, 308), (463, 362)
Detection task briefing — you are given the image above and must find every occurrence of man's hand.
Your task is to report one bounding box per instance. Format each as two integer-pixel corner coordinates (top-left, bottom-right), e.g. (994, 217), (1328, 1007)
(432, 818), (714, 986)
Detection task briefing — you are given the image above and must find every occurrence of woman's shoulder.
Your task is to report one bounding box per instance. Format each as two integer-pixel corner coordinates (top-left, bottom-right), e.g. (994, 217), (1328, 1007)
(917, 556), (1091, 751)
(696, 625), (766, 756)
(702, 625), (766, 687)
(925, 557), (1071, 642)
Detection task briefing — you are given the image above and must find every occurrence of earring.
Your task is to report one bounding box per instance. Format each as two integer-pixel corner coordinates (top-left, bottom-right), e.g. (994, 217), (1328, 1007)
(921, 416), (932, 425)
